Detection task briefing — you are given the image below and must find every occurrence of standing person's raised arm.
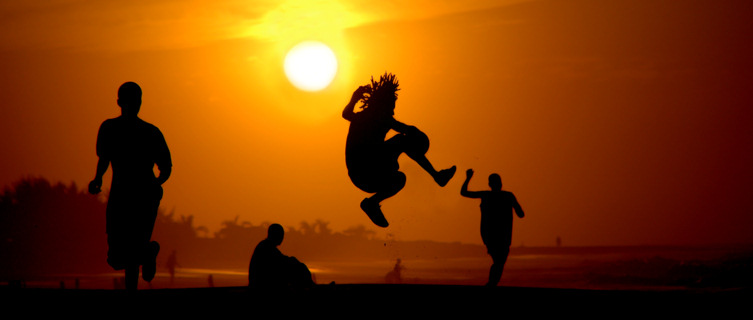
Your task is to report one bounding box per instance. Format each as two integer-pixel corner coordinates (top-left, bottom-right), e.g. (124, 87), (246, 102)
(460, 169), (482, 198)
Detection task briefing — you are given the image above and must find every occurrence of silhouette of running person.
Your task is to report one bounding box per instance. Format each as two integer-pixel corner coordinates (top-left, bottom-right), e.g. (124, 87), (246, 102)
(460, 169), (524, 286)
(88, 82), (172, 291)
(343, 73), (456, 227)
(248, 224), (314, 290)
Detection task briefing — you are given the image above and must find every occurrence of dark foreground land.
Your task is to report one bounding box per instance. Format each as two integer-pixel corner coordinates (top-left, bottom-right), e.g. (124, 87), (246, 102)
(2, 284), (749, 316)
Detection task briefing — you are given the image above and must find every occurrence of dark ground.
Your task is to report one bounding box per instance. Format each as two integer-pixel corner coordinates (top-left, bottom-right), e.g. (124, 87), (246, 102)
(1, 284), (749, 316)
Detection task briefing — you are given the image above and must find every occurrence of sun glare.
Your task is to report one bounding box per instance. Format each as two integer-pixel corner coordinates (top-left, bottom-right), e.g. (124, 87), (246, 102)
(284, 41), (338, 92)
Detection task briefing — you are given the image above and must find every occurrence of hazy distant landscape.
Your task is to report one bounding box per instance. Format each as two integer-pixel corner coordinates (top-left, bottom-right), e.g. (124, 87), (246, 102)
(3, 177), (751, 291)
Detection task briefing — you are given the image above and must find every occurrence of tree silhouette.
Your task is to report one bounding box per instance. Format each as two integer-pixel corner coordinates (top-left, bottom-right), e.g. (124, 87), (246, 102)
(343, 225), (377, 240)
(1, 177), (490, 283)
(0, 177), (109, 278)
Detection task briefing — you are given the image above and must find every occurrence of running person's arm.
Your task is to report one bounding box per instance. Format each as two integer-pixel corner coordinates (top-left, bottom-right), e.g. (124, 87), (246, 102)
(342, 86), (369, 121)
(89, 156), (109, 194)
(512, 193), (525, 218)
(89, 122), (110, 195)
(460, 169), (483, 198)
(154, 129), (172, 186)
(156, 166), (171, 185)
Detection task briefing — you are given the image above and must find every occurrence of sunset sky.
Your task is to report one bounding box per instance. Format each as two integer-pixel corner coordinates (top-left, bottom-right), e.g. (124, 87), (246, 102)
(1, 0), (751, 247)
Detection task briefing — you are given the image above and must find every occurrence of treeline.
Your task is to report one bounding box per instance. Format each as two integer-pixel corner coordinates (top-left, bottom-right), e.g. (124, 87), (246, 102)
(1, 177), (108, 278)
(1, 177), (486, 279)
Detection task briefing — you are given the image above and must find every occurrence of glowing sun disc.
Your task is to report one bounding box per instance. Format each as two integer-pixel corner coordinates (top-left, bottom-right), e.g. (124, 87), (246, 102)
(284, 41), (338, 92)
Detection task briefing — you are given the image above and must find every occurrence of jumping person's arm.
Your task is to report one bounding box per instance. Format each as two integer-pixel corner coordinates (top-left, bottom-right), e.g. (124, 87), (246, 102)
(460, 169), (482, 198)
(342, 86), (369, 121)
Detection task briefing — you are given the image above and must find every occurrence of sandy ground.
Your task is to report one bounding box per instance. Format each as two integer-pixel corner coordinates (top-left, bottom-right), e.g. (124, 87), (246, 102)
(2, 284), (749, 316)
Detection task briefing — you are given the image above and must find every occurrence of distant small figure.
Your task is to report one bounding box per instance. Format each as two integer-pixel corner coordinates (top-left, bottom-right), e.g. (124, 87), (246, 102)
(556, 236), (562, 247)
(385, 258), (404, 284)
(166, 250), (181, 285)
(208, 274), (214, 288)
(342, 73), (456, 227)
(113, 277), (124, 290)
(461, 169), (524, 286)
(88, 82), (172, 291)
(248, 224), (314, 290)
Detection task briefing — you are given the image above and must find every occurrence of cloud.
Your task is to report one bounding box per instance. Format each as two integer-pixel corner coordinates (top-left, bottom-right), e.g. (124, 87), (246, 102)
(0, 0), (530, 52)
(0, 0), (271, 51)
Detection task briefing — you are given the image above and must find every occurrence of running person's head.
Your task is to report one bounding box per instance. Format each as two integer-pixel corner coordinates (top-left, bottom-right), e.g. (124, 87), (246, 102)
(489, 174), (502, 191)
(117, 82), (142, 117)
(361, 72), (399, 117)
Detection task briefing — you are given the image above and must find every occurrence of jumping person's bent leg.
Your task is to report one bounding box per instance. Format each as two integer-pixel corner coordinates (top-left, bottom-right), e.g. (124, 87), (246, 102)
(386, 131), (456, 187)
(370, 171), (406, 203)
(360, 171), (406, 228)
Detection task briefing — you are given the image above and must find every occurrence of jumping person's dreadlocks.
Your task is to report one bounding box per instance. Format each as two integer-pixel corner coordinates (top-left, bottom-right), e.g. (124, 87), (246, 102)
(360, 72), (400, 110)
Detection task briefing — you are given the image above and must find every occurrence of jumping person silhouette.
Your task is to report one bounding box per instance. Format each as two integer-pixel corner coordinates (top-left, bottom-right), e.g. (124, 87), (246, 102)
(88, 82), (172, 291)
(343, 73), (456, 227)
(461, 169), (524, 286)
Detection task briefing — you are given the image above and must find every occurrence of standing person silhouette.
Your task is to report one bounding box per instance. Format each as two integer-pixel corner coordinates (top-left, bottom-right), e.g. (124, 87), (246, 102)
(460, 169), (524, 286)
(343, 73), (456, 227)
(166, 250), (180, 285)
(88, 82), (172, 291)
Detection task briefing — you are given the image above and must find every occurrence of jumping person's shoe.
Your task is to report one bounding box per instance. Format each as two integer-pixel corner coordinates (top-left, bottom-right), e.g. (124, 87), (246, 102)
(435, 166), (457, 187)
(360, 198), (389, 228)
(142, 241), (160, 282)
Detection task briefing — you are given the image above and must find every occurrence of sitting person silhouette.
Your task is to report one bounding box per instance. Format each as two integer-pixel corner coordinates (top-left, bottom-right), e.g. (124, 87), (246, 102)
(248, 224), (314, 290)
(88, 82), (171, 291)
(461, 169), (524, 286)
(342, 73), (456, 227)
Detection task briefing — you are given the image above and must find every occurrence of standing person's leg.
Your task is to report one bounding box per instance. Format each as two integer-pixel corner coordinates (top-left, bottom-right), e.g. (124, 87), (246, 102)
(486, 247), (509, 286)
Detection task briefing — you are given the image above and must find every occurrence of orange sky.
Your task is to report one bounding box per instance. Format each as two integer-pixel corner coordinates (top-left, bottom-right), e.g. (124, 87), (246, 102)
(1, 0), (752, 247)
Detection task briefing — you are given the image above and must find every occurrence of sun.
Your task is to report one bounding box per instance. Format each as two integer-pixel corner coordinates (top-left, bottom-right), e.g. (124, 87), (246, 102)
(284, 41), (338, 92)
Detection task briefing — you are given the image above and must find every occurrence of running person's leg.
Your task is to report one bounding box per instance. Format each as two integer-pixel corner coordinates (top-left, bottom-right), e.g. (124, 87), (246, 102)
(125, 264), (139, 291)
(140, 183), (162, 282)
